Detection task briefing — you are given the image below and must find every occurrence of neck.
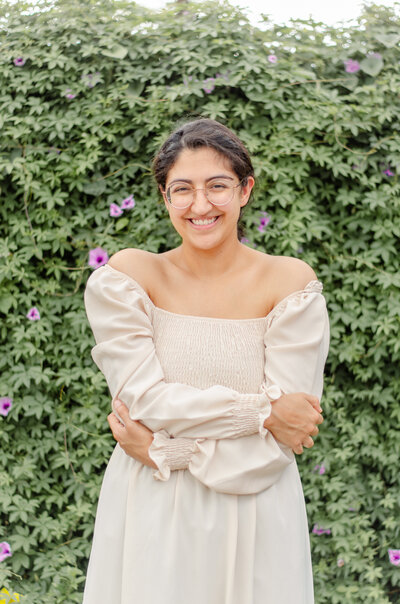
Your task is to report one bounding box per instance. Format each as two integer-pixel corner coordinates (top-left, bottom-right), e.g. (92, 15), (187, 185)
(176, 236), (244, 280)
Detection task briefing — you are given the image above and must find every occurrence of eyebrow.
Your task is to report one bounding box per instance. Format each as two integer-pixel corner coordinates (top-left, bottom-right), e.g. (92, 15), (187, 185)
(167, 175), (235, 185)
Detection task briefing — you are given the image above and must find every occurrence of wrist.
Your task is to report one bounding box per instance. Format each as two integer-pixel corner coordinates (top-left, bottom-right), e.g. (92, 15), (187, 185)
(263, 410), (275, 431)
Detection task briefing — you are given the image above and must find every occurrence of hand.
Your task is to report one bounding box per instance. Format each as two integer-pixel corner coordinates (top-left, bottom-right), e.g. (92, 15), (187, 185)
(108, 399), (158, 469)
(263, 392), (323, 455)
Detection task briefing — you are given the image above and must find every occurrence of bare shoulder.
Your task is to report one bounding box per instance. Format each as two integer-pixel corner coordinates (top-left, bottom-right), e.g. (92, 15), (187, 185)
(259, 255), (318, 306)
(107, 248), (160, 292)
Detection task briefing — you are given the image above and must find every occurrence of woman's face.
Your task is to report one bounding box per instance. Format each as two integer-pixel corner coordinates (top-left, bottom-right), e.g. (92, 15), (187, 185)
(162, 147), (254, 250)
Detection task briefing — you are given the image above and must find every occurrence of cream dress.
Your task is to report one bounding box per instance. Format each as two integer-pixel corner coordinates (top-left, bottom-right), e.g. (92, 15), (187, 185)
(83, 263), (329, 604)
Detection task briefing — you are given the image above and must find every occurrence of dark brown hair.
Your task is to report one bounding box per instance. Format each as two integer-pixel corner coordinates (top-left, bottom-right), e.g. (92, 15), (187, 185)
(152, 118), (254, 239)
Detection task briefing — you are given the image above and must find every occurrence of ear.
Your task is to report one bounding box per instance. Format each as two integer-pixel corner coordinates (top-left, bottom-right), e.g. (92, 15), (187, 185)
(239, 176), (255, 208)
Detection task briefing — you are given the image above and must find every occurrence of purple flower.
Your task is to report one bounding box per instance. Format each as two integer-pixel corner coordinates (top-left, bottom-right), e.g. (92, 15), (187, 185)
(0, 542), (12, 562)
(81, 73), (101, 88)
(110, 203), (123, 217)
(121, 194), (135, 210)
(388, 549), (400, 566)
(240, 237), (250, 244)
(65, 89), (76, 99)
(312, 524), (331, 536)
(13, 57), (26, 67)
(344, 59), (360, 73)
(268, 55), (278, 64)
(0, 397), (12, 417)
(26, 307), (40, 321)
(313, 463), (326, 475)
(215, 71), (230, 81)
(202, 77), (216, 94)
(383, 169), (394, 177)
(258, 212), (271, 233)
(88, 247), (109, 269)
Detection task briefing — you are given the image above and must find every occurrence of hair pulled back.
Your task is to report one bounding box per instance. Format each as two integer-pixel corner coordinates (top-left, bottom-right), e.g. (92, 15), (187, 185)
(152, 118), (254, 239)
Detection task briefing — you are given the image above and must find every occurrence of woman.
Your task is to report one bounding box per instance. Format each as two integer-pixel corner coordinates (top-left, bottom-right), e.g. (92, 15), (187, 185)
(83, 118), (329, 604)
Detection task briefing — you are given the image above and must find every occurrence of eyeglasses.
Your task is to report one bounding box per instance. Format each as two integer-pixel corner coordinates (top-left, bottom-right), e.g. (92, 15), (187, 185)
(164, 178), (245, 210)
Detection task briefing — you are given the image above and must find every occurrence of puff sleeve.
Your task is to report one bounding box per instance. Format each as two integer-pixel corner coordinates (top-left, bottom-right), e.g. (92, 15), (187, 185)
(149, 282), (330, 495)
(84, 265), (270, 440)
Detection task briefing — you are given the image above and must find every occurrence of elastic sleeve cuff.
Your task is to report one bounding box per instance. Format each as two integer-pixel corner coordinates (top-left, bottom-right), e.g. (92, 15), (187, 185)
(148, 430), (200, 482)
(233, 394), (271, 438)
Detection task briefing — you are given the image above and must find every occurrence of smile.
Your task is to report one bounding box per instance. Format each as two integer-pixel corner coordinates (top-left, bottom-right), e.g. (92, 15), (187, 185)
(189, 217), (219, 227)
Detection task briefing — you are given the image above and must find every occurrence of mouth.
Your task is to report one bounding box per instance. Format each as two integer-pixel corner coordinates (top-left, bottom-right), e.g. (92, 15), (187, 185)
(188, 216), (220, 229)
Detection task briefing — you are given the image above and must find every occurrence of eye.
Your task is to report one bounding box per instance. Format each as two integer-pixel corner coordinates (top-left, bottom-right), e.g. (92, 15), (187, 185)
(171, 185), (191, 194)
(209, 182), (229, 191)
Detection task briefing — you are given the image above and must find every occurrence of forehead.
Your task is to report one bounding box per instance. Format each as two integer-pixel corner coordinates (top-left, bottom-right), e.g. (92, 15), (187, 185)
(166, 147), (235, 183)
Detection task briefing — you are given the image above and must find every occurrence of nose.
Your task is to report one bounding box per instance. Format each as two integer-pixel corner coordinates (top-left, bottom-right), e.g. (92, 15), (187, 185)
(190, 187), (213, 214)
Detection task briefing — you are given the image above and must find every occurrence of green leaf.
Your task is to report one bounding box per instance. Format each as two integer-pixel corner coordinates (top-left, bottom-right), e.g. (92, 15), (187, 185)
(100, 44), (128, 59)
(115, 217), (129, 231)
(360, 56), (384, 76)
(374, 32), (400, 47)
(82, 179), (107, 196)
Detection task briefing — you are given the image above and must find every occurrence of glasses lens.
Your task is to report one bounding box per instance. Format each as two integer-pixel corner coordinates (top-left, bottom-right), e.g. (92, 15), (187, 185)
(167, 183), (193, 208)
(167, 180), (238, 208)
(205, 180), (234, 206)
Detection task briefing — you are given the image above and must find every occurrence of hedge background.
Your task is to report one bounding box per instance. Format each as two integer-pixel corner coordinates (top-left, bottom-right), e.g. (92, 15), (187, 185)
(0, 0), (399, 601)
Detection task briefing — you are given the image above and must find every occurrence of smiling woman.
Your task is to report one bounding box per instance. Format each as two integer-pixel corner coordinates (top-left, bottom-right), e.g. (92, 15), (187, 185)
(83, 118), (329, 604)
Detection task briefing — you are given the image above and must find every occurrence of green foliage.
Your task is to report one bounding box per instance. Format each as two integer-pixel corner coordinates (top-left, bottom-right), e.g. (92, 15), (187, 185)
(0, 0), (399, 601)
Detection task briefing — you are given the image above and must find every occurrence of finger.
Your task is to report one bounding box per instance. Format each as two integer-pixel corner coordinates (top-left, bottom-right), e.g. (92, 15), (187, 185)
(303, 436), (314, 449)
(306, 395), (322, 413)
(314, 413), (323, 425)
(107, 413), (124, 440)
(310, 425), (319, 436)
(113, 399), (129, 421)
(294, 444), (304, 455)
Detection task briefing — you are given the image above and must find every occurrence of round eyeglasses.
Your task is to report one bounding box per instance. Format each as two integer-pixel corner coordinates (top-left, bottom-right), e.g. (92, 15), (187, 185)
(165, 178), (245, 210)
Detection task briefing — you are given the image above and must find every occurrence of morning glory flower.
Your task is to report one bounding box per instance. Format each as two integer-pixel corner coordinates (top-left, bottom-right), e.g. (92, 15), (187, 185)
(65, 89), (76, 99)
(0, 542), (12, 562)
(13, 57), (26, 66)
(383, 169), (394, 177)
(313, 463), (326, 475)
(312, 524), (331, 536)
(240, 237), (250, 244)
(88, 247), (109, 269)
(81, 72), (101, 88)
(344, 59), (360, 73)
(202, 77), (215, 94)
(121, 194), (135, 210)
(0, 397), (12, 417)
(268, 55), (278, 64)
(26, 307), (40, 321)
(258, 212), (271, 233)
(110, 203), (123, 217)
(388, 549), (400, 566)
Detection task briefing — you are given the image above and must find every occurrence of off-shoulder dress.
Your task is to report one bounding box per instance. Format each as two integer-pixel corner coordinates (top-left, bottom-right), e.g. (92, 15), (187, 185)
(82, 263), (329, 604)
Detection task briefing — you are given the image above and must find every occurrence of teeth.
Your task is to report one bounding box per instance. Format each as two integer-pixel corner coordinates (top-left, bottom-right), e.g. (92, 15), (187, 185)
(191, 217), (218, 225)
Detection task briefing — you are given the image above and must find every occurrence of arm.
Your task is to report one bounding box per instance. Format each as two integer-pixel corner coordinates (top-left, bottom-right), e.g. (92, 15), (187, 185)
(84, 264), (270, 440)
(109, 282), (329, 495)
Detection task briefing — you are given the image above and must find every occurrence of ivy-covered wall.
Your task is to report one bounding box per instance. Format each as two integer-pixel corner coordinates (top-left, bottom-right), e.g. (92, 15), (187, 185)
(0, 0), (399, 601)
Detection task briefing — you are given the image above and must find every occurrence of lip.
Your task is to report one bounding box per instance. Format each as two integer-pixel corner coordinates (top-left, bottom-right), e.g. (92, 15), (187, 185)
(187, 216), (220, 230)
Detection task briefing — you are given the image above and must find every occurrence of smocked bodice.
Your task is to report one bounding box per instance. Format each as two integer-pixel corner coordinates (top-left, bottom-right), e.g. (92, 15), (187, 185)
(152, 308), (267, 393)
